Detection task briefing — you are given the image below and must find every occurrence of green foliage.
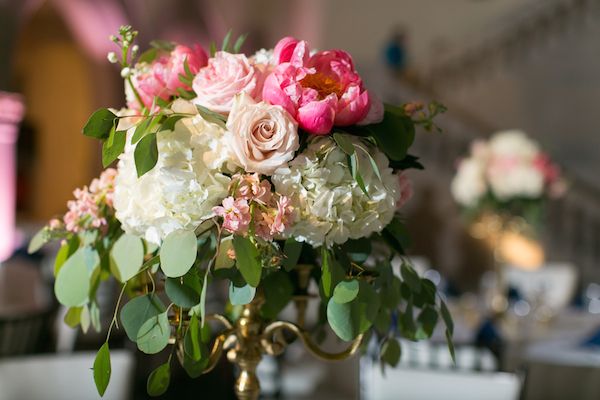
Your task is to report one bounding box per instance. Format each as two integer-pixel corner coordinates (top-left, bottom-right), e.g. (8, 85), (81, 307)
(327, 281), (379, 341)
(400, 263), (421, 294)
(332, 279), (359, 304)
(102, 128), (126, 167)
(221, 29), (233, 52)
(229, 282), (256, 306)
(147, 363), (171, 397)
(54, 247), (95, 307)
(28, 227), (50, 254)
(382, 217), (410, 255)
(233, 33), (248, 53)
(380, 337), (401, 367)
(362, 106), (415, 161)
(333, 132), (355, 156)
(160, 229), (198, 278)
(136, 312), (171, 354)
(215, 236), (235, 269)
(282, 238), (303, 271)
(320, 248), (345, 298)
(93, 343), (111, 397)
(120, 294), (166, 342)
(134, 132), (158, 177)
(110, 234), (144, 282)
(232, 235), (261, 287)
(261, 271), (293, 319)
(195, 105), (227, 128)
(54, 235), (80, 276)
(83, 108), (116, 140)
(64, 306), (82, 328)
(165, 275), (202, 308)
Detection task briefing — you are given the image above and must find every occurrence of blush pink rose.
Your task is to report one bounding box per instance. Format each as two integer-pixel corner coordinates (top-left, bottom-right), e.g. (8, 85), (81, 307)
(262, 38), (371, 135)
(128, 44), (208, 111)
(192, 51), (258, 114)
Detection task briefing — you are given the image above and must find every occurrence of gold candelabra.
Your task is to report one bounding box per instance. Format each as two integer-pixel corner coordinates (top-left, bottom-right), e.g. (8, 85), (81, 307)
(170, 264), (363, 400)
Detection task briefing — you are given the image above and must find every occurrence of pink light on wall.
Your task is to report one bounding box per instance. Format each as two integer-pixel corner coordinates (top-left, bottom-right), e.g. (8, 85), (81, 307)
(0, 91), (25, 262)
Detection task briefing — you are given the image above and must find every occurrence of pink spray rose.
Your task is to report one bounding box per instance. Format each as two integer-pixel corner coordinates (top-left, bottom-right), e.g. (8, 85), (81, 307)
(213, 197), (252, 235)
(192, 52), (258, 114)
(396, 172), (414, 209)
(128, 44), (207, 111)
(262, 37), (371, 134)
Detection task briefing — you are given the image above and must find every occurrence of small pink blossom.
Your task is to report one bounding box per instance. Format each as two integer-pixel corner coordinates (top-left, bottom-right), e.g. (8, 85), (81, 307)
(396, 173), (413, 209)
(254, 196), (295, 240)
(231, 174), (273, 204)
(533, 153), (560, 184)
(213, 197), (251, 235)
(48, 218), (62, 230)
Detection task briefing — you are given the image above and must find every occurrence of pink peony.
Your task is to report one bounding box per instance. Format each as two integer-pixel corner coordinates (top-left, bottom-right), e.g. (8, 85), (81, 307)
(262, 37), (371, 134)
(128, 44), (207, 111)
(213, 197), (252, 235)
(192, 51), (258, 114)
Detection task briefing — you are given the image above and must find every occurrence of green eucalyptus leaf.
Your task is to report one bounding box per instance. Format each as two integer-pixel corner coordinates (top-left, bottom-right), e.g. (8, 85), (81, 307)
(321, 248), (345, 298)
(401, 263), (421, 294)
(333, 279), (359, 304)
(165, 276), (201, 308)
(282, 238), (303, 271)
(440, 300), (454, 335)
(232, 235), (261, 287)
(327, 281), (379, 341)
(102, 129), (126, 167)
(83, 108), (116, 139)
(160, 115), (184, 132)
(93, 343), (111, 397)
(229, 282), (256, 306)
(215, 236), (235, 269)
(183, 350), (209, 378)
(261, 271), (293, 319)
(185, 314), (202, 361)
(90, 301), (101, 332)
(160, 229), (198, 278)
(54, 248), (91, 307)
(110, 234), (144, 282)
(120, 294), (166, 342)
(54, 235), (80, 276)
(417, 306), (439, 338)
(136, 312), (171, 354)
(80, 304), (90, 333)
(28, 228), (50, 254)
(147, 362), (171, 397)
(366, 108), (415, 161)
(380, 337), (401, 367)
(134, 132), (158, 177)
(333, 132), (355, 155)
(64, 306), (82, 328)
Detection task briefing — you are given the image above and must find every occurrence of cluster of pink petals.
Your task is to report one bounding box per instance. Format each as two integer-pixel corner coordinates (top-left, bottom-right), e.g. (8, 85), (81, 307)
(533, 153), (566, 198)
(129, 44), (208, 110)
(262, 37), (380, 135)
(396, 172), (414, 209)
(63, 169), (117, 233)
(213, 174), (295, 239)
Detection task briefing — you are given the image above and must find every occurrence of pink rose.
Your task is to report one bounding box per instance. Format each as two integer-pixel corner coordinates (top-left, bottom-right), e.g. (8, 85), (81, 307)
(227, 94), (299, 175)
(262, 38), (371, 135)
(128, 44), (207, 111)
(192, 52), (258, 114)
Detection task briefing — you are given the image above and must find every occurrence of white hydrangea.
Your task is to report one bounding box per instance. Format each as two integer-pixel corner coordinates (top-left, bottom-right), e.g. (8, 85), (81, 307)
(272, 135), (401, 247)
(113, 102), (231, 244)
(451, 158), (487, 207)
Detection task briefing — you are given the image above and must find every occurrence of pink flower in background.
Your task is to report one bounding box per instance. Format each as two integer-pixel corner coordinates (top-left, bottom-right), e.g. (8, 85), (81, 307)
(262, 37), (371, 134)
(396, 173), (413, 209)
(533, 153), (560, 184)
(213, 197), (251, 235)
(192, 51), (258, 114)
(128, 44), (208, 111)
(272, 196), (294, 234)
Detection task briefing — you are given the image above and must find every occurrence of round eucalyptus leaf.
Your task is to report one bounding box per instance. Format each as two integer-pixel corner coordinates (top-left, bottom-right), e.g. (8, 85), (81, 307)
(326, 299), (354, 341)
(215, 236), (234, 269)
(160, 230), (198, 278)
(136, 312), (171, 354)
(165, 277), (201, 308)
(54, 248), (90, 307)
(120, 294), (166, 342)
(380, 337), (401, 367)
(110, 234), (144, 282)
(228, 282), (256, 306)
(327, 281), (380, 341)
(147, 362), (171, 397)
(333, 279), (359, 304)
(93, 342), (111, 397)
(28, 228), (50, 254)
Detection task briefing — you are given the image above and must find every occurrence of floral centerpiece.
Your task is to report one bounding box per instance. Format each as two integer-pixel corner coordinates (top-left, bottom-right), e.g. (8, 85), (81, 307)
(451, 130), (565, 268)
(29, 26), (452, 399)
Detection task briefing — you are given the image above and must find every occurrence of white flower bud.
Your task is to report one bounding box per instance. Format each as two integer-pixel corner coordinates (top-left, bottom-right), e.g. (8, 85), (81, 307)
(120, 67), (131, 78)
(131, 45), (139, 55)
(107, 52), (118, 63)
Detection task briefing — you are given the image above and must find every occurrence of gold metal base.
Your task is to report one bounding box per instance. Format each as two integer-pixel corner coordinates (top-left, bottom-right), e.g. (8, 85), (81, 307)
(183, 292), (363, 400)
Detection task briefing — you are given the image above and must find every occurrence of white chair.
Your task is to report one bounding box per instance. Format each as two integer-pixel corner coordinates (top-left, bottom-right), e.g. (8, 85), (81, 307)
(0, 351), (135, 400)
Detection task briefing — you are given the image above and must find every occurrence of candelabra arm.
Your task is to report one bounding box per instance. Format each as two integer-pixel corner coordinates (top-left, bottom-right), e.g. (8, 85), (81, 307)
(261, 320), (364, 362)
